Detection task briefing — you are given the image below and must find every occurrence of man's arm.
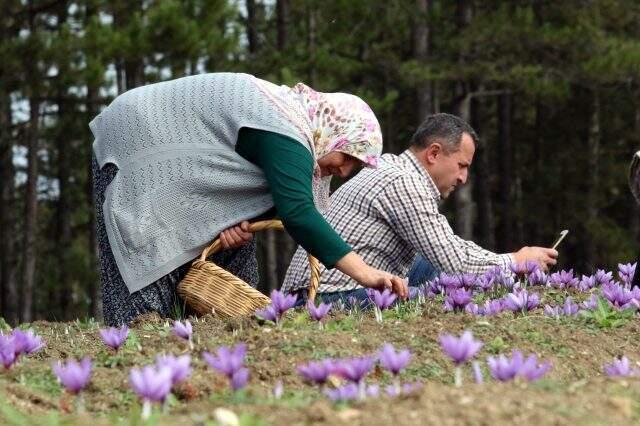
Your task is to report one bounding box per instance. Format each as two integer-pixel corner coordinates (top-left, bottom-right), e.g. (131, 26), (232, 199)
(376, 175), (513, 274)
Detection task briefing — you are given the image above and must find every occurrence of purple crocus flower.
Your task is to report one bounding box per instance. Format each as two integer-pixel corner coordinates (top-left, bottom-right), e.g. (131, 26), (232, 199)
(438, 273), (461, 290)
(439, 330), (483, 366)
(11, 329), (44, 356)
(155, 354), (192, 385)
(456, 273), (479, 290)
(271, 290), (298, 315)
(255, 305), (278, 322)
(0, 336), (17, 369)
(443, 288), (472, 312)
(230, 367), (249, 391)
(332, 356), (375, 383)
(594, 269), (614, 286)
(581, 294), (599, 311)
(465, 303), (482, 315)
(601, 283), (639, 309)
(324, 383), (359, 402)
(503, 290), (540, 313)
(378, 343), (411, 376)
(562, 297), (579, 316)
(99, 325), (129, 351)
(172, 320), (193, 341)
(618, 262), (637, 286)
(475, 276), (494, 292)
(202, 343), (247, 378)
(129, 364), (173, 419)
(307, 301), (332, 322)
(528, 269), (548, 287)
(510, 261), (539, 277)
(548, 269), (579, 289)
(603, 356), (639, 377)
(367, 288), (397, 310)
(483, 299), (504, 316)
(297, 359), (335, 385)
(544, 305), (560, 318)
(577, 275), (597, 292)
(52, 357), (92, 394)
(487, 350), (551, 382)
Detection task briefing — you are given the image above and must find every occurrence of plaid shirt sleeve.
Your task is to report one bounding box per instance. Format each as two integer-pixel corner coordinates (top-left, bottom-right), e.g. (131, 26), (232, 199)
(375, 174), (514, 274)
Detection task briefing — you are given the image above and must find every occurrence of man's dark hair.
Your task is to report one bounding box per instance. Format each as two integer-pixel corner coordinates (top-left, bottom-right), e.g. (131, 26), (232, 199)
(410, 113), (480, 152)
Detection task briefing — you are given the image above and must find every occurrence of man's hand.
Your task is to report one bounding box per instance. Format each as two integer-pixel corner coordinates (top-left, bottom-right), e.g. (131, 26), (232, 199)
(219, 221), (253, 250)
(513, 246), (558, 271)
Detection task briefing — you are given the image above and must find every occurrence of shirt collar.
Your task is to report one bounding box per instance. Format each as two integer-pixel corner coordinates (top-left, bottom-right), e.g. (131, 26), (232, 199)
(399, 150), (441, 200)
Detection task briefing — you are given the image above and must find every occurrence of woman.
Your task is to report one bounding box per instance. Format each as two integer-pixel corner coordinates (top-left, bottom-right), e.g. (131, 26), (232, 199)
(91, 72), (408, 326)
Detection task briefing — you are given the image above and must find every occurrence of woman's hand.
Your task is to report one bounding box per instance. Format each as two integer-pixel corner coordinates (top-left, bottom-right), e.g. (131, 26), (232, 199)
(335, 252), (408, 299)
(219, 221), (253, 250)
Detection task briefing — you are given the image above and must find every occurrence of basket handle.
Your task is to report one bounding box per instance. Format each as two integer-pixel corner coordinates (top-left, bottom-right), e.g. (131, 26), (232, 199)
(198, 220), (320, 303)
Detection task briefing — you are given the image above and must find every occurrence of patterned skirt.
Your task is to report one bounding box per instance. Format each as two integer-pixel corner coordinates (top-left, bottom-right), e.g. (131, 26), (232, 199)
(92, 158), (259, 326)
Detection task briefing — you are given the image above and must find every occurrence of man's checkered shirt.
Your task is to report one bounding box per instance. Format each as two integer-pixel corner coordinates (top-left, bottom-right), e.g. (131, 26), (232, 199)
(282, 150), (514, 294)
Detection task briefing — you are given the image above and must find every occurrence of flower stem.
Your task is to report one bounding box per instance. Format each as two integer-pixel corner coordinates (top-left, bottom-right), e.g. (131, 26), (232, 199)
(358, 380), (366, 400)
(142, 400), (152, 420)
(454, 366), (462, 387)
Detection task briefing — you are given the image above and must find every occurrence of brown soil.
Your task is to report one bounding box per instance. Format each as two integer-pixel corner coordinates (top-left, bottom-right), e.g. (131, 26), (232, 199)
(2, 301), (640, 425)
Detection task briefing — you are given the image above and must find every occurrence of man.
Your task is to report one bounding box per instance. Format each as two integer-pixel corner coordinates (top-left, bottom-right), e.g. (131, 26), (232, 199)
(282, 113), (558, 304)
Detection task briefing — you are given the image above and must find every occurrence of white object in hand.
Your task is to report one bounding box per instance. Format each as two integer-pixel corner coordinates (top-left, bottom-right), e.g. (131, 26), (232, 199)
(551, 230), (569, 250)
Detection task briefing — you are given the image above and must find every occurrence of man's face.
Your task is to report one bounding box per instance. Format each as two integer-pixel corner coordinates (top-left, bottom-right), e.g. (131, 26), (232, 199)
(427, 133), (475, 199)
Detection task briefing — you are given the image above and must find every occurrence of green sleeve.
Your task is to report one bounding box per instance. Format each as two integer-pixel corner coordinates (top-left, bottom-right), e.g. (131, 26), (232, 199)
(235, 127), (352, 268)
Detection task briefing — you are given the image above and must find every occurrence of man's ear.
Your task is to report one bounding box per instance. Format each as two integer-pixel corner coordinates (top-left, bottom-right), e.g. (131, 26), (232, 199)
(424, 143), (442, 164)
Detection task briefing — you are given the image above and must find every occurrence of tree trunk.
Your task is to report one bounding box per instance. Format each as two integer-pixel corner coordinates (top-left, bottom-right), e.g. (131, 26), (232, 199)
(471, 96), (495, 250)
(413, 0), (432, 120)
(453, 93), (474, 240)
(21, 97), (40, 323)
(276, 0), (288, 51)
(497, 93), (513, 252)
(585, 90), (600, 267)
(0, 82), (18, 324)
(246, 0), (259, 55)
(86, 0), (102, 320)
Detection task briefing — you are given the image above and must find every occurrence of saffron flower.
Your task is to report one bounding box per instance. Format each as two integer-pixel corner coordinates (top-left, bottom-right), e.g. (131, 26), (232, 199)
(601, 283), (639, 309)
(487, 350), (552, 382)
(297, 359), (335, 385)
(52, 357), (92, 394)
(548, 269), (579, 289)
(324, 383), (359, 402)
(603, 356), (639, 377)
(0, 335), (17, 369)
(256, 290), (297, 325)
(99, 325), (129, 351)
(203, 343), (249, 391)
(578, 275), (597, 292)
(307, 301), (332, 322)
(618, 262), (637, 286)
(230, 368), (249, 391)
(510, 261), (539, 277)
(455, 273), (479, 289)
(11, 329), (44, 356)
(129, 365), (173, 420)
(173, 320), (193, 342)
(594, 269), (614, 286)
(332, 356), (375, 384)
(378, 343), (411, 376)
(482, 299), (504, 316)
(155, 354), (192, 385)
(439, 330), (483, 386)
(503, 290), (540, 313)
(581, 294), (599, 311)
(528, 269), (548, 287)
(439, 331), (483, 366)
(367, 288), (397, 310)
(443, 288), (472, 312)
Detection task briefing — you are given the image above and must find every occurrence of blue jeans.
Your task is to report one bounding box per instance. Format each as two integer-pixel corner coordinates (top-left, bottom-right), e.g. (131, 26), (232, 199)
(294, 255), (438, 309)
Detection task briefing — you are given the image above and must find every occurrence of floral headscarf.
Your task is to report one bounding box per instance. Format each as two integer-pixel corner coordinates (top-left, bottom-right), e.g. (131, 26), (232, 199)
(254, 78), (383, 211)
(291, 82), (382, 167)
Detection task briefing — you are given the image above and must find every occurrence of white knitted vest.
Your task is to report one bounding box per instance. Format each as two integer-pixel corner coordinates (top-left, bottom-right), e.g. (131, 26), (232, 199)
(90, 73), (312, 293)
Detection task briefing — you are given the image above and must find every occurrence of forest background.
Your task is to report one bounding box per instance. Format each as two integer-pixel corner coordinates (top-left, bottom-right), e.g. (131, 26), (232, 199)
(1, 0), (640, 323)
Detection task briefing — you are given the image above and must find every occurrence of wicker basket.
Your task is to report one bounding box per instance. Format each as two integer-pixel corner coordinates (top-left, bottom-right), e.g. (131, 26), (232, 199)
(177, 220), (320, 318)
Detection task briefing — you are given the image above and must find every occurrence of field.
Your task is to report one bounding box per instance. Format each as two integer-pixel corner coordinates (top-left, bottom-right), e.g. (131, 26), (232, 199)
(2, 271), (640, 426)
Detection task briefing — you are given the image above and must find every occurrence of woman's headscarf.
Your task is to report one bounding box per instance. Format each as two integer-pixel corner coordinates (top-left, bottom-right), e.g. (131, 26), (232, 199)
(254, 78), (383, 211)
